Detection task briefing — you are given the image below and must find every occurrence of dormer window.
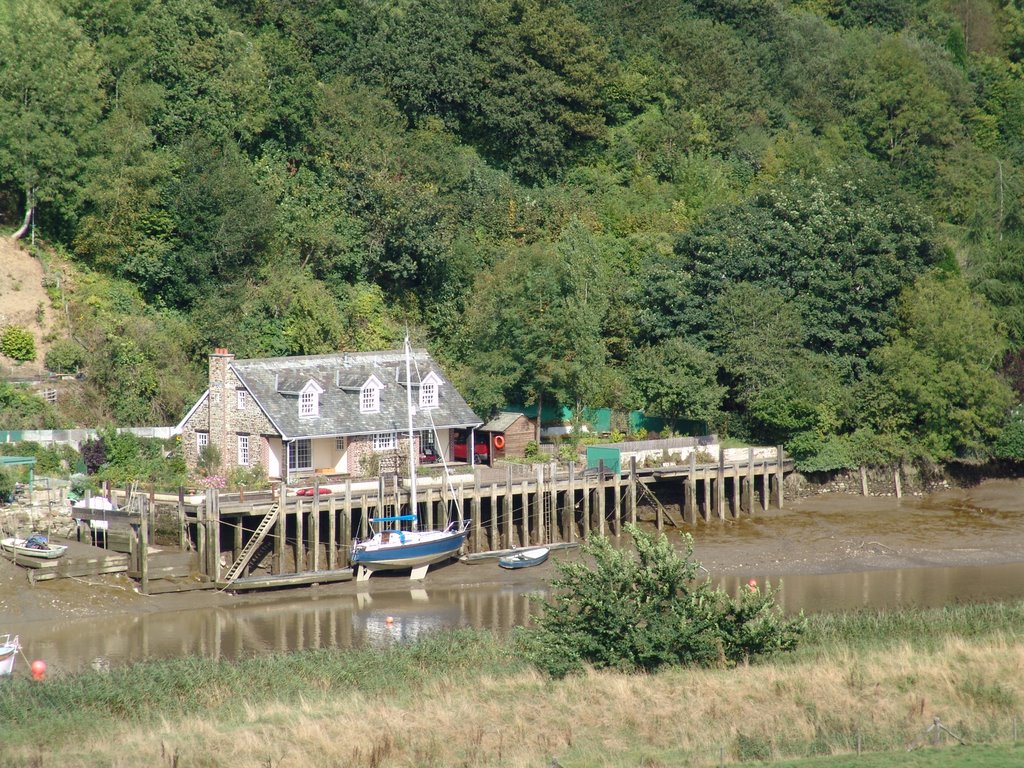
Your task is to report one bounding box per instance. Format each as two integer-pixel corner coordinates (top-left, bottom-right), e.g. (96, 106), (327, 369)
(359, 375), (384, 414)
(298, 380), (324, 417)
(418, 372), (442, 410)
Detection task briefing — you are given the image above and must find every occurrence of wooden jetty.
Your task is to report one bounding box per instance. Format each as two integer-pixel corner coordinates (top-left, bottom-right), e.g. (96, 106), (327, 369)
(7, 444), (791, 593)
(180, 445), (791, 592)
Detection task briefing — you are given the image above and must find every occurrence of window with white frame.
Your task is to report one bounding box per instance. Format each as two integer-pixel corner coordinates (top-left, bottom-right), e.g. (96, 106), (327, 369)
(419, 381), (437, 409)
(300, 389), (317, 417)
(196, 432), (209, 453)
(372, 432), (397, 451)
(360, 384), (379, 413)
(236, 389), (246, 410)
(237, 434), (249, 466)
(288, 439), (311, 470)
(335, 436), (345, 451)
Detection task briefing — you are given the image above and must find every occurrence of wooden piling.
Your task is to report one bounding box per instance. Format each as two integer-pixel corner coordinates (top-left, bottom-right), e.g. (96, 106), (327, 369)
(567, 462), (576, 543)
(716, 448), (726, 520)
(597, 460), (606, 537)
(628, 456), (637, 526)
(328, 495), (337, 570)
(685, 452), (697, 525)
(274, 486), (285, 574)
(295, 498), (305, 573)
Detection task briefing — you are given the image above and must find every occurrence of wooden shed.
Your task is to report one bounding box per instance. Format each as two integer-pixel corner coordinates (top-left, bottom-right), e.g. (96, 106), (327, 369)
(480, 411), (535, 459)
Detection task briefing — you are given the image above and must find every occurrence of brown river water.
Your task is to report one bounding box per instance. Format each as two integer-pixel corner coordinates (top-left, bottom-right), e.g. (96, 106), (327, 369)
(6, 479), (1024, 674)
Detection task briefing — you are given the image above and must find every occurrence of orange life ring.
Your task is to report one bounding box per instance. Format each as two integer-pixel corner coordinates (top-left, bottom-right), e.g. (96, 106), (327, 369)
(493, 435), (505, 450)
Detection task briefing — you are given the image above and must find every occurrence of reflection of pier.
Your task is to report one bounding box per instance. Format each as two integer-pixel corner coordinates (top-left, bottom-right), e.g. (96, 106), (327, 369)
(7, 585), (543, 674)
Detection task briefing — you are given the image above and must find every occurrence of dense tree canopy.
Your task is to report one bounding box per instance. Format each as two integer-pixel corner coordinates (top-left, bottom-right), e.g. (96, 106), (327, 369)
(1, 0), (1022, 469)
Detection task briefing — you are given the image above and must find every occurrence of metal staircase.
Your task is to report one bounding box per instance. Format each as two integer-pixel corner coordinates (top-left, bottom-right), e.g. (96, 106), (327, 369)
(219, 502), (280, 587)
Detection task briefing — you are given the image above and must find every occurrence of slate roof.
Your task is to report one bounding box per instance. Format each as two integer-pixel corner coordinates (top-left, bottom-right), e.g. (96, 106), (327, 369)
(232, 349), (482, 440)
(481, 411), (529, 433)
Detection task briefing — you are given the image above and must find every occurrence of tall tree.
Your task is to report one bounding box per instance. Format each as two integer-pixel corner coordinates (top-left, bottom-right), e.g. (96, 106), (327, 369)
(0, 1), (102, 237)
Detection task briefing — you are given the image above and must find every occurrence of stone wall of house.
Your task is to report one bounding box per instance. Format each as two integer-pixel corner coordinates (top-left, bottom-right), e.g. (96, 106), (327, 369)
(180, 396), (210, 469)
(346, 434), (419, 478)
(180, 351), (277, 478)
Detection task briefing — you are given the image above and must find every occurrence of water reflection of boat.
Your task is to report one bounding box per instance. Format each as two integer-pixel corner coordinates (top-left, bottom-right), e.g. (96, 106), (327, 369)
(0, 634), (20, 676)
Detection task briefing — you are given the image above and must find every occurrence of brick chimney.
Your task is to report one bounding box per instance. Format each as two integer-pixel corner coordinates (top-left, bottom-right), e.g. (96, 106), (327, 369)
(208, 348), (235, 468)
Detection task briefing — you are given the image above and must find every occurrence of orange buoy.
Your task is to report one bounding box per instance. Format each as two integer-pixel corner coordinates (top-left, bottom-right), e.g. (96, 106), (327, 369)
(493, 435), (505, 450)
(31, 660), (46, 681)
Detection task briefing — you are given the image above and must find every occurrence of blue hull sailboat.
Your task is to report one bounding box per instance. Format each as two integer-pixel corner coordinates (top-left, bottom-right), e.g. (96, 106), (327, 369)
(350, 336), (469, 581)
(351, 515), (469, 580)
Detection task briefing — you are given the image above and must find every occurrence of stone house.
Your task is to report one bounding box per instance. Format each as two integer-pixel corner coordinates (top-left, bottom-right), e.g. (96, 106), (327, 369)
(177, 347), (483, 482)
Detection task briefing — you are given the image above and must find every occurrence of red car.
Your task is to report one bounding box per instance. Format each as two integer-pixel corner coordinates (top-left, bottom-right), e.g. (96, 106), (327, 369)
(452, 433), (489, 463)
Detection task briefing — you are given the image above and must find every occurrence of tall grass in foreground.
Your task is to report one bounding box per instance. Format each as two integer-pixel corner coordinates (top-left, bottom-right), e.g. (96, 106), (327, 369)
(2, 603), (1024, 767)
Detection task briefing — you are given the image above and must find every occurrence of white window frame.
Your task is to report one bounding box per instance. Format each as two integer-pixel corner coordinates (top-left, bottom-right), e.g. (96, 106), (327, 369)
(360, 385), (379, 413)
(335, 436), (345, 451)
(372, 432), (397, 451)
(288, 439), (312, 471)
(299, 390), (317, 417)
(419, 382), (437, 410)
(237, 434), (249, 466)
(236, 389), (246, 410)
(196, 432), (209, 453)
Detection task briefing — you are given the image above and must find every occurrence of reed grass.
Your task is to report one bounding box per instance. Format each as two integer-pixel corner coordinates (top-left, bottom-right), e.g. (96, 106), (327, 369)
(2, 602), (1024, 767)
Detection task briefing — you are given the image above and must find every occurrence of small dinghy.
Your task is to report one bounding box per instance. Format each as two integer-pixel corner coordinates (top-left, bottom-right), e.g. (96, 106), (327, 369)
(0, 634), (20, 676)
(498, 547), (550, 570)
(1, 534), (68, 560)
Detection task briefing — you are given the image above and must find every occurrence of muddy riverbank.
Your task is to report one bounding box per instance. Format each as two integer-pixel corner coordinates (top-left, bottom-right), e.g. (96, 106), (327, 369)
(3, 478), (1023, 628)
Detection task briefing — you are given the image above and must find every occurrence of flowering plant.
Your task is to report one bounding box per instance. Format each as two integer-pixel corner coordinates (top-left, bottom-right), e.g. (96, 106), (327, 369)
(197, 474), (227, 489)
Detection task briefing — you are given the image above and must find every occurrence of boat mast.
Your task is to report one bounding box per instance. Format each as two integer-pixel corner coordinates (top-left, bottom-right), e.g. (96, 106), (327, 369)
(405, 335), (418, 531)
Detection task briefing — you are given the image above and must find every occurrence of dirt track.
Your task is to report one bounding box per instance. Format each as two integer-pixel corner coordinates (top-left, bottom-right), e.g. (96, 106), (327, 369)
(3, 478), (1024, 626)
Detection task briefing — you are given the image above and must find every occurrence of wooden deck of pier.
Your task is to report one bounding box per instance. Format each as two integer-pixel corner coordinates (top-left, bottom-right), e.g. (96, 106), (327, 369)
(184, 448), (792, 591)
(8, 448), (792, 593)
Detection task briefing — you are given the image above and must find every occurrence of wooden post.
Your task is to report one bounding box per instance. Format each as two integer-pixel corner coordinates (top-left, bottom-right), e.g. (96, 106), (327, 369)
(549, 460), (559, 543)
(295, 498), (305, 573)
(745, 448), (755, 515)
(504, 465), (514, 550)
(233, 510), (243, 562)
(274, 486), (285, 574)
(139, 495), (149, 595)
(597, 460), (606, 537)
(716, 448), (725, 520)
(894, 464), (902, 498)
(472, 467), (482, 551)
(535, 465), (544, 546)
(328, 495), (337, 570)
(341, 496), (352, 568)
(311, 482), (321, 572)
(359, 490), (368, 540)
(702, 467), (711, 522)
(775, 445), (785, 509)
(197, 492), (207, 579)
(860, 465), (868, 496)
(211, 490), (221, 583)
(489, 480), (499, 551)
(567, 461), (576, 543)
(761, 458), (770, 512)
(628, 456), (638, 526)
(730, 460), (739, 518)
(582, 472), (591, 541)
(520, 480), (529, 548)
(612, 466), (621, 536)
(685, 452), (697, 524)
(177, 487), (187, 550)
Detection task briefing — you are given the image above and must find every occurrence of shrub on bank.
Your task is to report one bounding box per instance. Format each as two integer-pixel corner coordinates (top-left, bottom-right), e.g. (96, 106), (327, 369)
(519, 525), (805, 677)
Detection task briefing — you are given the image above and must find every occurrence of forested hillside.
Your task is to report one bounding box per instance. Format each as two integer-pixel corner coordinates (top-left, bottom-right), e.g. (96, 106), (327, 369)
(2, 0), (1024, 470)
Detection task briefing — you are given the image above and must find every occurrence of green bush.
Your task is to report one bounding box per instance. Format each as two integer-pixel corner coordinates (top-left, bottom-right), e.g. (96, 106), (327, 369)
(44, 339), (84, 374)
(1, 325), (36, 362)
(517, 525), (805, 677)
(227, 464), (269, 490)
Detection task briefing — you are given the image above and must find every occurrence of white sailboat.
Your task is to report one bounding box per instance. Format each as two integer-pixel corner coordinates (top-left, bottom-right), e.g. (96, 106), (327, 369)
(0, 634), (20, 676)
(350, 337), (469, 580)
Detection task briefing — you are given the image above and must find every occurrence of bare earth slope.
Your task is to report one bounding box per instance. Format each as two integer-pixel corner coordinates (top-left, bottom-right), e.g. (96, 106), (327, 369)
(0, 236), (56, 374)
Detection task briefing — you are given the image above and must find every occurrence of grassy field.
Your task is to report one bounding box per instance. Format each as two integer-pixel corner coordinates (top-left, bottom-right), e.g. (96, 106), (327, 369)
(2, 603), (1024, 767)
